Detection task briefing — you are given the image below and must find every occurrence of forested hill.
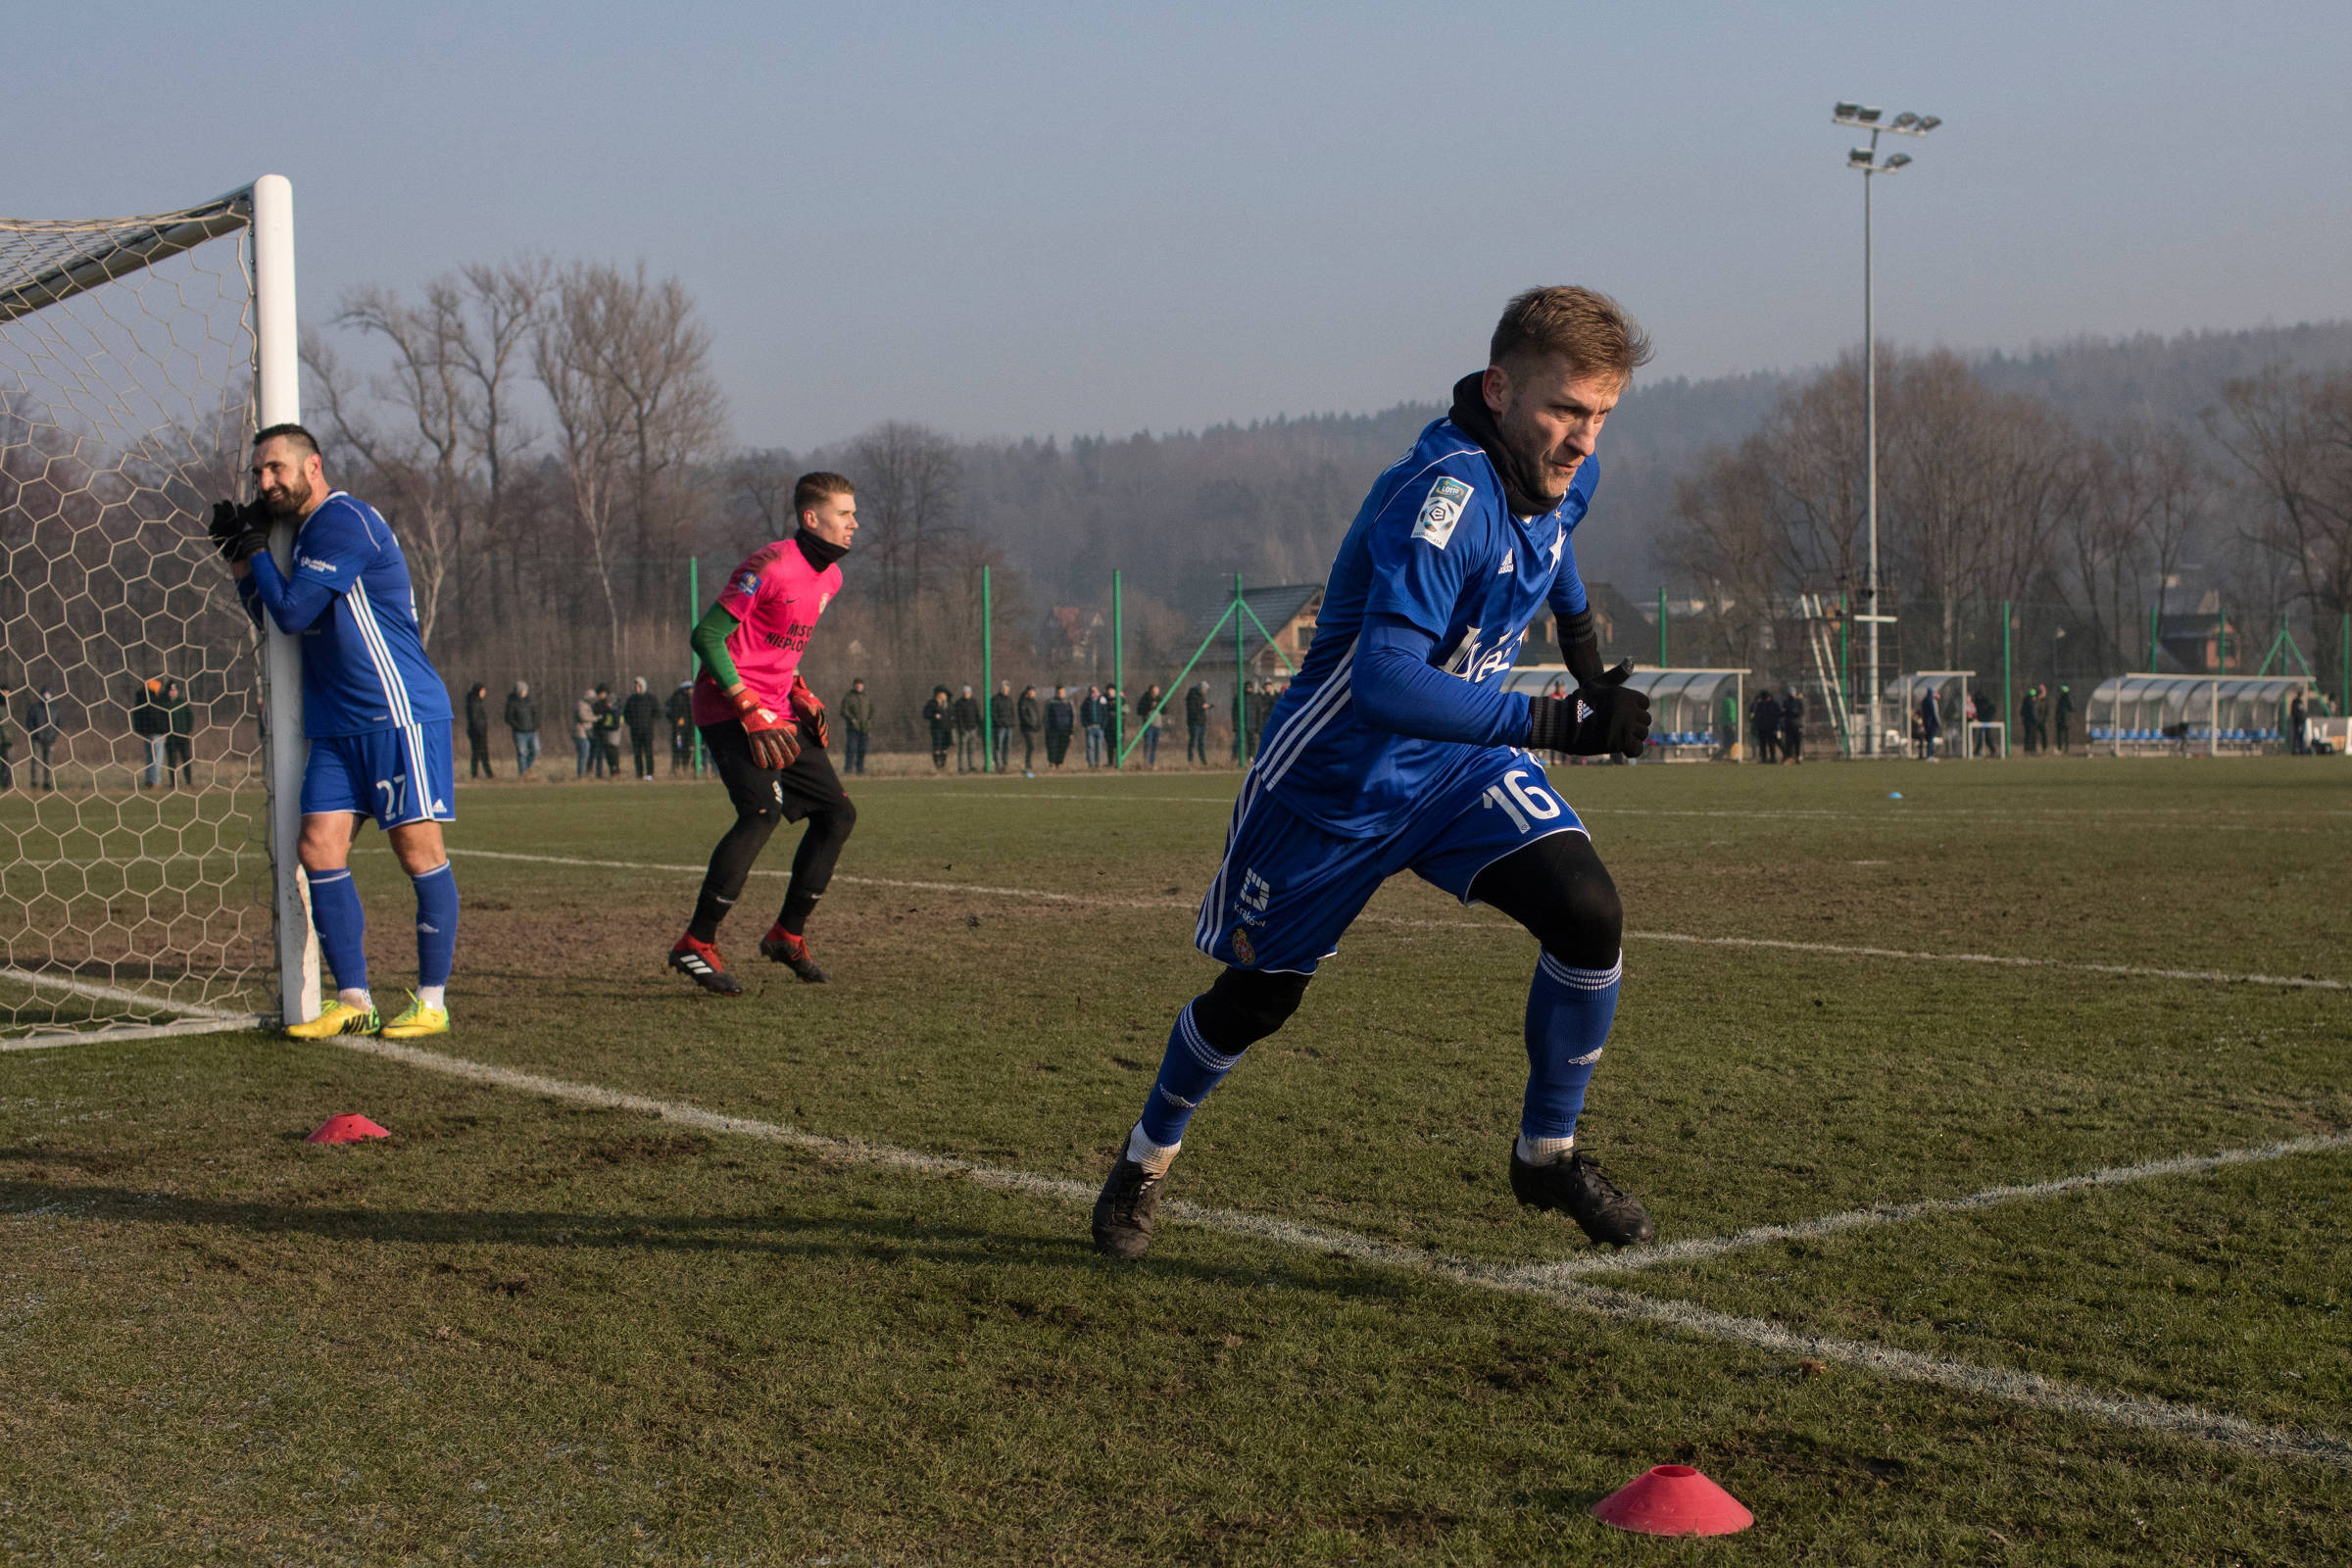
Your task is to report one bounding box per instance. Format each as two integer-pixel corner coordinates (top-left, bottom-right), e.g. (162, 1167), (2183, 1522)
(952, 321), (2352, 609)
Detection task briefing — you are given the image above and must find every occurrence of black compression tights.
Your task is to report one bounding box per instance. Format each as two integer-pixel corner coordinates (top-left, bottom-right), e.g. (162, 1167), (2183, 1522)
(1466, 830), (1624, 968)
(688, 797), (858, 943)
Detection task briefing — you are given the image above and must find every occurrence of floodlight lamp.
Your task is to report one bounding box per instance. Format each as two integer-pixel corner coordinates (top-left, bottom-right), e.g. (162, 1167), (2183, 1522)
(1854, 105), (1882, 123)
(1835, 101), (1863, 119)
(1849, 149), (1874, 167)
(1891, 112), (1919, 128)
(1886, 153), (1912, 169)
(1918, 115), (1941, 131)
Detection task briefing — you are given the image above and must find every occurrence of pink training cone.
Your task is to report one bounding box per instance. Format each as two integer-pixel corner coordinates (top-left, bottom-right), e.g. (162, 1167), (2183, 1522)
(306, 1113), (390, 1145)
(1591, 1464), (1754, 1536)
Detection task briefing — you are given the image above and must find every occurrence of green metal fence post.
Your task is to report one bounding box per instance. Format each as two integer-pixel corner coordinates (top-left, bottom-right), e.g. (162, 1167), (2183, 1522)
(2001, 600), (2012, 760)
(1233, 574), (1249, 765)
(1110, 570), (1125, 769)
(688, 556), (705, 777)
(2148, 604), (2159, 671)
(2342, 611), (2350, 716)
(981, 564), (994, 772)
(1657, 586), (1667, 666)
(2218, 600), (2228, 673)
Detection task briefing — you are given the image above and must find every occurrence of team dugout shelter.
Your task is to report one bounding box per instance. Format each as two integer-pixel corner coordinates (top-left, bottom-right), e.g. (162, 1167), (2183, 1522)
(2086, 674), (2310, 756)
(1500, 666), (1749, 760)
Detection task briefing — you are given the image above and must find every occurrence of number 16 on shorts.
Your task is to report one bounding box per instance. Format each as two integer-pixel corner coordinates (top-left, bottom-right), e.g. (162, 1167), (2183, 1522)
(1482, 765), (1565, 836)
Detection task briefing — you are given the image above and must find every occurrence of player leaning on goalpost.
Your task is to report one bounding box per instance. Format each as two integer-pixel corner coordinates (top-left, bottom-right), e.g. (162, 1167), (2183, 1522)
(666, 471), (859, 995)
(1094, 286), (1660, 1258)
(214, 425), (460, 1041)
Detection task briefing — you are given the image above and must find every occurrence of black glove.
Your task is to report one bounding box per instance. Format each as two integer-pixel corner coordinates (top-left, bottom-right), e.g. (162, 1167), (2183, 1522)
(208, 499), (270, 564)
(1528, 662), (1651, 758)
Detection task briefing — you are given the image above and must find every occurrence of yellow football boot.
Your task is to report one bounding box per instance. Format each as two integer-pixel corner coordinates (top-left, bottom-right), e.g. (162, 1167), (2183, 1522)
(285, 999), (381, 1039)
(378, 993), (450, 1040)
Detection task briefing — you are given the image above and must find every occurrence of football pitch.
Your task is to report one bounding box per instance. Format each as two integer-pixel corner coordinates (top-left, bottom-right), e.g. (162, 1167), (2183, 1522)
(3, 756), (2347, 1564)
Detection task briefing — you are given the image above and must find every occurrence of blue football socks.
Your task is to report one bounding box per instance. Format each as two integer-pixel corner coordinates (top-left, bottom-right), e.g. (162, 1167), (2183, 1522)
(1133, 1002), (1248, 1155)
(412, 861), (459, 991)
(1522, 950), (1621, 1143)
(305, 867), (368, 997)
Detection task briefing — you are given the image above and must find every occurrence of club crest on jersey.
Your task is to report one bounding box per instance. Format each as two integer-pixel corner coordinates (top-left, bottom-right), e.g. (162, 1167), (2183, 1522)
(1412, 476), (1474, 549)
(733, 570), (760, 596)
(1232, 928), (1255, 965)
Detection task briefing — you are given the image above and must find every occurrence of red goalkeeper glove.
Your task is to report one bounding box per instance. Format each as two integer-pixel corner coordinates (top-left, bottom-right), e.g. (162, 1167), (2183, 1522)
(732, 685), (800, 771)
(788, 673), (828, 749)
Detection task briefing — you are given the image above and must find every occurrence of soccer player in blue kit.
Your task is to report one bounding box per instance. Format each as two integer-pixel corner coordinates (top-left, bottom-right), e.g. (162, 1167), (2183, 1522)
(1094, 287), (1659, 1258)
(215, 425), (460, 1041)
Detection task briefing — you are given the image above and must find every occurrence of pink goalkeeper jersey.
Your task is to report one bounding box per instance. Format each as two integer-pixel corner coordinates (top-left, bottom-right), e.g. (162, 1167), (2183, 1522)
(690, 537), (844, 725)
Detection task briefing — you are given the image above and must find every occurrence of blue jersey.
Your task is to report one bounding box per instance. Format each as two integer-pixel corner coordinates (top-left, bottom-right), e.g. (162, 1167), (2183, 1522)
(237, 492), (454, 738)
(1256, 416), (1596, 837)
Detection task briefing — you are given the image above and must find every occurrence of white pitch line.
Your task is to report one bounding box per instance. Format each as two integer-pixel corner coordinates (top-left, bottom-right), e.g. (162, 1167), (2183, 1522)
(327, 1036), (2351, 1472)
(1516, 1132), (2352, 1281)
(443, 849), (2350, 991)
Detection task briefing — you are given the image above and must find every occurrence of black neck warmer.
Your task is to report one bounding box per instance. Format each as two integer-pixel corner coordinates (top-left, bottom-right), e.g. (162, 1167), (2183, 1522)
(1447, 371), (1556, 519)
(794, 527), (849, 570)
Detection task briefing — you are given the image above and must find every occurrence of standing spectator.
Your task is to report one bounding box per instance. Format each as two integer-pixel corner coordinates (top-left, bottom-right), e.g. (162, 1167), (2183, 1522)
(1780, 687), (1804, 763)
(667, 680), (696, 774)
(839, 678), (870, 775)
(1919, 684), (1942, 760)
(1185, 680), (1209, 764)
(2018, 685), (2040, 755)
(1103, 683), (1124, 767)
(1748, 687), (1781, 764)
(1249, 680), (1276, 758)
(506, 680), (540, 777)
(25, 685), (59, 790)
(1080, 684), (1106, 767)
(132, 676), (170, 789)
(623, 676), (662, 779)
(953, 684), (983, 772)
(1969, 689), (1994, 756)
(162, 676), (193, 787)
(989, 680), (1015, 773)
(2289, 691), (2307, 755)
(1044, 684), (1075, 769)
(2054, 684), (2074, 754)
(0, 680), (15, 790)
(572, 688), (597, 777)
(591, 684), (622, 777)
(465, 681), (495, 779)
(922, 685), (953, 771)
(1017, 683), (1041, 775)
(1136, 683), (1164, 768)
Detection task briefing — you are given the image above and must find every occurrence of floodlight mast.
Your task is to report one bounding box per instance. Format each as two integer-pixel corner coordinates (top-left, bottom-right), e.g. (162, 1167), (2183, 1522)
(1832, 102), (1938, 756)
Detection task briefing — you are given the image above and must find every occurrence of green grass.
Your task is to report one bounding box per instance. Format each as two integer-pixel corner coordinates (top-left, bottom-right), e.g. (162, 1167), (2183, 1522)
(3, 756), (2348, 1563)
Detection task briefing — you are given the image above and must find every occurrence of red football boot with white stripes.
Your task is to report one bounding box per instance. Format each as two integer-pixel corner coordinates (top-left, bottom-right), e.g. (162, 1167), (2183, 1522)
(667, 934), (743, 996)
(758, 924), (828, 984)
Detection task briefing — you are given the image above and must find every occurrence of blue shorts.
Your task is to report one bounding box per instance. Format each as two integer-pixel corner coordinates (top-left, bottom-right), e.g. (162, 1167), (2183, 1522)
(1195, 747), (1586, 974)
(301, 720), (457, 830)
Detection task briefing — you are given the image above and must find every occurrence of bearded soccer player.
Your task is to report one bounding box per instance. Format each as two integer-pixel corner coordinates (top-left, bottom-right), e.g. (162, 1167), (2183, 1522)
(216, 424), (459, 1040)
(1094, 287), (1660, 1259)
(667, 472), (858, 994)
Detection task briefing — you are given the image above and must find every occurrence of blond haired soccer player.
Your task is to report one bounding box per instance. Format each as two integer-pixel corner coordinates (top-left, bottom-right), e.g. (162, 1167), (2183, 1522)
(667, 472), (858, 994)
(1094, 288), (1660, 1258)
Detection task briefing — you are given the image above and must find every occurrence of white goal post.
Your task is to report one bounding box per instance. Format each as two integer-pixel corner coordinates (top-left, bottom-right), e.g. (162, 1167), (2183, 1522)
(0, 175), (316, 1042)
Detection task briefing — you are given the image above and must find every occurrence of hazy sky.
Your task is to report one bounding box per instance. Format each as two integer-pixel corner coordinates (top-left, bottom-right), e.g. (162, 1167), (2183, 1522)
(12, 2), (2346, 448)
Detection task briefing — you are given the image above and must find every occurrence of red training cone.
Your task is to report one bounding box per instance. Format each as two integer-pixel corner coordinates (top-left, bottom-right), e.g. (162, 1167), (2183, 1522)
(1591, 1464), (1754, 1537)
(306, 1113), (390, 1145)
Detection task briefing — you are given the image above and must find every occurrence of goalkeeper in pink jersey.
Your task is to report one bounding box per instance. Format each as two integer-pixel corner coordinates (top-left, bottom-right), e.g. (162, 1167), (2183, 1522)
(668, 471), (858, 995)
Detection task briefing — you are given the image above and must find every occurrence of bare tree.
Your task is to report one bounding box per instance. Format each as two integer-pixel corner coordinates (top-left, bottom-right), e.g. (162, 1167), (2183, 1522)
(848, 421), (962, 626)
(2210, 368), (2352, 679)
(534, 267), (638, 671)
(2061, 422), (2202, 670)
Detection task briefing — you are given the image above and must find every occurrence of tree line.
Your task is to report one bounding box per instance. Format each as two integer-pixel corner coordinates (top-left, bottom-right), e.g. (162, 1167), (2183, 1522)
(1662, 346), (2352, 699)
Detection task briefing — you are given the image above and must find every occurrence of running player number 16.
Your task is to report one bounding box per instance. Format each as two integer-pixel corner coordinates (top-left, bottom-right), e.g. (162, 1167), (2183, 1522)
(1483, 768), (1562, 833)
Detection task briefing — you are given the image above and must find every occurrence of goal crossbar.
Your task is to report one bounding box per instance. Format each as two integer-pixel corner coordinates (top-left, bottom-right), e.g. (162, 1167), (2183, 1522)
(0, 190), (252, 325)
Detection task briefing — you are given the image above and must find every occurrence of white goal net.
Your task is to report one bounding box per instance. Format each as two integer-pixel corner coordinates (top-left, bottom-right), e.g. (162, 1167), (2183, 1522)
(0, 183), (307, 1043)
